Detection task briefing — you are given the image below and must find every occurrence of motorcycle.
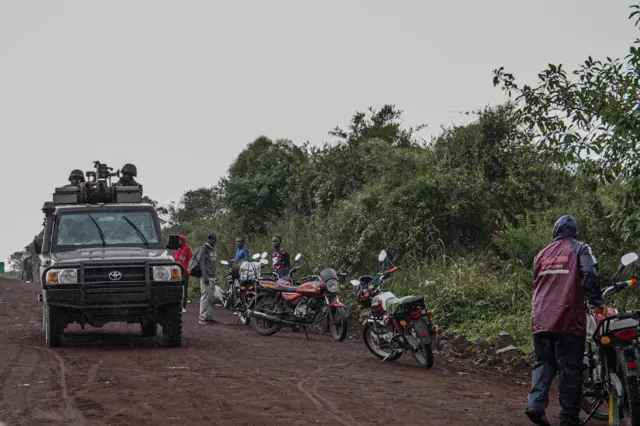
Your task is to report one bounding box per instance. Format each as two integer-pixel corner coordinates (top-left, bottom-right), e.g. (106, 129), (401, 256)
(247, 255), (348, 342)
(219, 252), (269, 325)
(581, 251), (640, 425)
(349, 249), (435, 369)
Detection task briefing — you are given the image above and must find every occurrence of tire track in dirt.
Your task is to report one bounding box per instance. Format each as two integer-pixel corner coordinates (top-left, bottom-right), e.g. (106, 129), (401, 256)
(296, 362), (362, 426)
(36, 347), (87, 425)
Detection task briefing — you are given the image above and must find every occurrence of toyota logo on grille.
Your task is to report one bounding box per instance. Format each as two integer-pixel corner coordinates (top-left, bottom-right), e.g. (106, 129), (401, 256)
(108, 271), (122, 281)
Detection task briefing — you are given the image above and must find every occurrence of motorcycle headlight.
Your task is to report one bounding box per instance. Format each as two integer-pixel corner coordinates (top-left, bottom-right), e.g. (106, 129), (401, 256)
(153, 266), (182, 281)
(46, 269), (78, 284)
(326, 279), (340, 293)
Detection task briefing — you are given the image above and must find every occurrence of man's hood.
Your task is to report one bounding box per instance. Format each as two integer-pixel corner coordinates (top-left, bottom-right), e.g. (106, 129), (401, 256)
(553, 215), (578, 240)
(50, 247), (172, 263)
(179, 234), (187, 243)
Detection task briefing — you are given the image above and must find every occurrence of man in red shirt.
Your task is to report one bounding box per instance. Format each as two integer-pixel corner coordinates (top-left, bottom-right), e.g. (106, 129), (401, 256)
(525, 215), (606, 426)
(173, 234), (193, 313)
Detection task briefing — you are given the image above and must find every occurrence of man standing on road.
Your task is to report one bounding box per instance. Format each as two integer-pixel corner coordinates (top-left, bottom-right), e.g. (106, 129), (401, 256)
(22, 256), (33, 283)
(173, 235), (193, 313)
(525, 215), (606, 426)
(198, 233), (218, 324)
(234, 237), (249, 263)
(271, 236), (291, 278)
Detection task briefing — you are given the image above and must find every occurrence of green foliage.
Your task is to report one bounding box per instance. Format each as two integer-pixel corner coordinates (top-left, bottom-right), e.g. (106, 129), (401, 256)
(493, 3), (640, 241)
(156, 102), (632, 355)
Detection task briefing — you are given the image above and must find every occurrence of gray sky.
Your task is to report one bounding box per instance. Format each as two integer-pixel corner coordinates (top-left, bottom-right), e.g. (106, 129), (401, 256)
(0, 0), (637, 266)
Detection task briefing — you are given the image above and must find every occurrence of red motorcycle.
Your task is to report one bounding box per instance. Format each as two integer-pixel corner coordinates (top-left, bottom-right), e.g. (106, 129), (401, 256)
(247, 264), (348, 342)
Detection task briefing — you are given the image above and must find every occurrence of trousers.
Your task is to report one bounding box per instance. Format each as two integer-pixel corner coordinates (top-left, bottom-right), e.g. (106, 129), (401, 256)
(527, 331), (585, 425)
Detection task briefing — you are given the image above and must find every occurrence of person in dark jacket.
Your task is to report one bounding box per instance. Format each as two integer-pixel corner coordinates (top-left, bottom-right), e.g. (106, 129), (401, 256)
(116, 163), (140, 186)
(525, 215), (606, 426)
(22, 256), (34, 283)
(65, 169), (85, 187)
(198, 233), (218, 324)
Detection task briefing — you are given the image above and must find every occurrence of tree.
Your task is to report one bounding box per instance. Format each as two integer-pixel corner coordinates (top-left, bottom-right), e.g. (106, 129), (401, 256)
(329, 104), (427, 148)
(8, 251), (26, 271)
(142, 196), (169, 225)
(492, 3), (640, 240)
(166, 187), (220, 225)
(223, 136), (307, 234)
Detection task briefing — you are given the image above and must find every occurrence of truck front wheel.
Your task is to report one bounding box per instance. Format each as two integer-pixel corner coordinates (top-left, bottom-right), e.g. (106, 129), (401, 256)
(45, 304), (65, 348)
(161, 303), (182, 347)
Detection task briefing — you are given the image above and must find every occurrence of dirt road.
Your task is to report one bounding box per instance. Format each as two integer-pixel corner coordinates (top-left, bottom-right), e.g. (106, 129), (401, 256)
(0, 280), (604, 425)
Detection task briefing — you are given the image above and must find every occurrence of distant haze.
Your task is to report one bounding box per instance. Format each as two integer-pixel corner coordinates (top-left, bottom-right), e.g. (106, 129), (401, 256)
(0, 0), (637, 265)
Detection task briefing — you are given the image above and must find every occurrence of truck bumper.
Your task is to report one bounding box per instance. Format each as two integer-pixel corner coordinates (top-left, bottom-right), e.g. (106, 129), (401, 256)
(43, 284), (183, 309)
(41, 260), (185, 309)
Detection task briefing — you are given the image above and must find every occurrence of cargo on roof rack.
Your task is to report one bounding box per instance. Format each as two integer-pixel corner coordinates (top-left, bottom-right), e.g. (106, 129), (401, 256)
(51, 160), (143, 205)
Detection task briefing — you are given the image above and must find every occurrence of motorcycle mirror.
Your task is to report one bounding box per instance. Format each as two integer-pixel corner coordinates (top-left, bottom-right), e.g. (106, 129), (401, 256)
(613, 252), (639, 280)
(261, 251), (268, 259)
(260, 258), (268, 265)
(252, 253), (261, 260)
(220, 260), (229, 266)
(294, 253), (302, 262)
(350, 279), (360, 287)
(622, 252), (639, 267)
(378, 250), (387, 262)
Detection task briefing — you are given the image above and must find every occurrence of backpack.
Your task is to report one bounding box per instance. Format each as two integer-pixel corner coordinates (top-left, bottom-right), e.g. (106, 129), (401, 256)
(187, 248), (202, 278)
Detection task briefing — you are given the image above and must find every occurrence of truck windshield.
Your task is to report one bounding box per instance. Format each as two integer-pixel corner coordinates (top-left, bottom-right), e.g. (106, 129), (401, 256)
(54, 211), (160, 248)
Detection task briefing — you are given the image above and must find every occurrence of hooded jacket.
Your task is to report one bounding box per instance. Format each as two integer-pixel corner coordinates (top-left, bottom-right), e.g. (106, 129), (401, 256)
(197, 241), (217, 280)
(531, 215), (603, 336)
(173, 235), (193, 278)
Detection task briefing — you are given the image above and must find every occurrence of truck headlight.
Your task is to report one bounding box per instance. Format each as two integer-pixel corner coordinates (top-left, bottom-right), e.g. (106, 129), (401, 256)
(46, 269), (78, 284)
(153, 266), (182, 281)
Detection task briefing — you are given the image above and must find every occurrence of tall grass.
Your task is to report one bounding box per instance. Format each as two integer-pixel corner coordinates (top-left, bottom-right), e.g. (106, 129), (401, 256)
(174, 215), (537, 354)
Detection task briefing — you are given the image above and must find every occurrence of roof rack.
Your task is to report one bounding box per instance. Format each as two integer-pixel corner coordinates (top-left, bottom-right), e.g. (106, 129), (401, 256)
(52, 161), (143, 205)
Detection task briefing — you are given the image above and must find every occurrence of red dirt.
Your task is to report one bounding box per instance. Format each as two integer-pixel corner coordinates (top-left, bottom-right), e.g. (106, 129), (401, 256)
(0, 279), (606, 426)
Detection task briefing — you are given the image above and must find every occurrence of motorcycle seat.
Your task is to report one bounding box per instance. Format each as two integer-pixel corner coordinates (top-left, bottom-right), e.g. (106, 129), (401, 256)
(276, 282), (299, 292)
(386, 295), (425, 316)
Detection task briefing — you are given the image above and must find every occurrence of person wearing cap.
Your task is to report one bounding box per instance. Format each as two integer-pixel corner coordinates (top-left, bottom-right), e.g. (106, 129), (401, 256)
(197, 232), (218, 324)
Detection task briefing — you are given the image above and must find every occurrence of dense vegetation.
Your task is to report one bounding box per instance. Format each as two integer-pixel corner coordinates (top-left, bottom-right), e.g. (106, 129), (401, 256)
(11, 4), (640, 353)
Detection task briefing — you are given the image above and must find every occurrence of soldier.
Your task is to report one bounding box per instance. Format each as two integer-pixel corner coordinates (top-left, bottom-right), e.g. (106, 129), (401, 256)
(116, 163), (140, 186)
(66, 169), (85, 187)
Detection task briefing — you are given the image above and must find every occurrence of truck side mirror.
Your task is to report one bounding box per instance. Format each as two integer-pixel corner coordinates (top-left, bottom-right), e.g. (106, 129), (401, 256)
(166, 234), (181, 250)
(33, 237), (43, 255)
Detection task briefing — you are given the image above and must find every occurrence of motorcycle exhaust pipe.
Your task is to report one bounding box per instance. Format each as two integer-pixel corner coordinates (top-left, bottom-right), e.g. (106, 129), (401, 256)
(247, 309), (299, 326)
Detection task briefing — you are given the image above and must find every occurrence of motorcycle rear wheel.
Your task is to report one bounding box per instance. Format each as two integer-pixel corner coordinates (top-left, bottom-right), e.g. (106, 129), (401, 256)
(409, 327), (434, 368)
(623, 373), (640, 425)
(249, 296), (280, 336)
(363, 321), (401, 361)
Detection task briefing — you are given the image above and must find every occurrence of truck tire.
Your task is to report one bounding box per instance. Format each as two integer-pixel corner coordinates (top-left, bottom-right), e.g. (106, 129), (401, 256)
(45, 304), (64, 348)
(140, 319), (157, 337)
(161, 303), (182, 347)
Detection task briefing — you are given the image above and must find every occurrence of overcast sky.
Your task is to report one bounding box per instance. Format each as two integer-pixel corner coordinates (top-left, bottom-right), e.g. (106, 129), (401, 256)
(0, 0), (637, 266)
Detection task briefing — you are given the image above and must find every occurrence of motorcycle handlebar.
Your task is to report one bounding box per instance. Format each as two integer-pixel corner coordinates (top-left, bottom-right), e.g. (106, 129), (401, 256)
(383, 266), (399, 276)
(617, 278), (637, 289)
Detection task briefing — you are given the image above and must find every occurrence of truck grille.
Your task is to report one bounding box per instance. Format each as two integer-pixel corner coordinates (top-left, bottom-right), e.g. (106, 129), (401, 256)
(84, 265), (147, 284)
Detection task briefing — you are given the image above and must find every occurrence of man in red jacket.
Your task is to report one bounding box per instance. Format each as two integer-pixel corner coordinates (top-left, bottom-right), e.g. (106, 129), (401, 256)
(525, 215), (606, 426)
(173, 234), (193, 313)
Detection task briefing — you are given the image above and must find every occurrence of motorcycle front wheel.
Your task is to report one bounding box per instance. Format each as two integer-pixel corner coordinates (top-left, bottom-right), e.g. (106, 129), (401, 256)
(329, 307), (348, 342)
(363, 321), (402, 361)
